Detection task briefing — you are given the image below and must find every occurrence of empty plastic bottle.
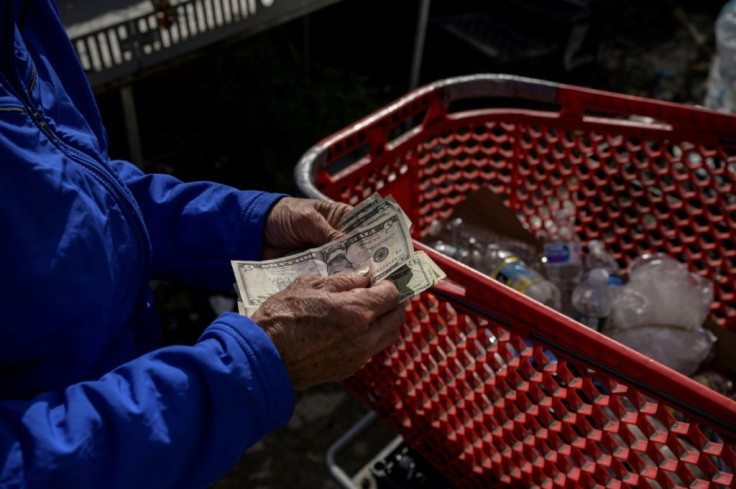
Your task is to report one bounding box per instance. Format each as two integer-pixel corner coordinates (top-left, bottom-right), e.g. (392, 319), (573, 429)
(585, 239), (624, 303)
(618, 253), (714, 332)
(427, 240), (473, 266)
(428, 217), (466, 245)
(585, 240), (619, 275)
(571, 268), (612, 331)
(543, 209), (583, 316)
(480, 244), (562, 311)
(427, 217), (539, 267)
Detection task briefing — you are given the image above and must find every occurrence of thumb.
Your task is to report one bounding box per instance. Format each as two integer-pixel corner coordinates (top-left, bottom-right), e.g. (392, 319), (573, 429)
(320, 266), (373, 292)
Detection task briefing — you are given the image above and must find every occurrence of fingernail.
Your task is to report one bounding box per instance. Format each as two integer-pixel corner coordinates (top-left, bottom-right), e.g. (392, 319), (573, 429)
(356, 265), (372, 277)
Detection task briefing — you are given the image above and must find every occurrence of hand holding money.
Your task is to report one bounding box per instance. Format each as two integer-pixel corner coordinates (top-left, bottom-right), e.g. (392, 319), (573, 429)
(251, 270), (405, 389)
(229, 194), (445, 389)
(232, 194), (446, 316)
(261, 197), (352, 259)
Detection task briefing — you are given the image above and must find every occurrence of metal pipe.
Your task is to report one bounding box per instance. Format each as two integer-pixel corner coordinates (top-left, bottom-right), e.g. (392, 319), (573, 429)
(325, 411), (377, 489)
(409, 0), (431, 90)
(120, 85), (144, 166)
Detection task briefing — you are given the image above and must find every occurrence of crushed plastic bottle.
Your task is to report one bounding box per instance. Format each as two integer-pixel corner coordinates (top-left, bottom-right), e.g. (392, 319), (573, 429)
(428, 217), (466, 245)
(428, 238), (562, 311)
(542, 209), (583, 316)
(607, 325), (717, 376)
(427, 217), (539, 268)
(479, 244), (562, 311)
(427, 240), (473, 266)
(615, 253), (714, 331)
(604, 253), (717, 376)
(571, 268), (612, 331)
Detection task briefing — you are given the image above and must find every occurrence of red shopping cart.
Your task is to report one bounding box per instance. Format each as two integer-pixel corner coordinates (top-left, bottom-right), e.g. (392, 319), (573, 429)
(295, 74), (736, 488)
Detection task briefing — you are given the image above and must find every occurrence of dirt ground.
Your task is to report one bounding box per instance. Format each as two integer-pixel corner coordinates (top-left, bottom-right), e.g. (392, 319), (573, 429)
(94, 1), (726, 487)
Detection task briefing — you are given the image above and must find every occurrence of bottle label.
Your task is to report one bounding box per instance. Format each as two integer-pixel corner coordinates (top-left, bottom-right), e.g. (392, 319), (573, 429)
(544, 243), (582, 265)
(608, 275), (623, 286)
(581, 271), (624, 287)
(492, 257), (542, 293)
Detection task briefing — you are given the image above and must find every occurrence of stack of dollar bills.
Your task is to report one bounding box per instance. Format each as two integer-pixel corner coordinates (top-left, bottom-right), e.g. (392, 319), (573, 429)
(231, 194), (446, 317)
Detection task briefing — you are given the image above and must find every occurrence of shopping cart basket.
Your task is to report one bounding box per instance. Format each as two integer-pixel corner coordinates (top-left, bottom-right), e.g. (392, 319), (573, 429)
(294, 74), (736, 488)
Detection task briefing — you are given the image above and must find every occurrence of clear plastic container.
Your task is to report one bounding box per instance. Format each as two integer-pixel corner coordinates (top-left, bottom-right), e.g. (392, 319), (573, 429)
(427, 217), (539, 268)
(585, 239), (624, 304)
(585, 240), (620, 276)
(543, 209), (583, 315)
(481, 244), (562, 311)
(615, 253), (715, 331)
(571, 267), (612, 331)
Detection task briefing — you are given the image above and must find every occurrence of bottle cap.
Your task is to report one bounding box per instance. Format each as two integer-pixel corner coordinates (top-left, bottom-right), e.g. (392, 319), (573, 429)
(429, 219), (443, 237)
(589, 268), (610, 286)
(588, 239), (604, 254)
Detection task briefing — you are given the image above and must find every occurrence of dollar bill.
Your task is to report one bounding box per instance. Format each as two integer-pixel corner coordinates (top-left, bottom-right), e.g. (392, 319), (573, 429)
(232, 194), (446, 316)
(389, 251), (447, 301)
(338, 195), (411, 233)
(337, 193), (383, 229)
(237, 251), (446, 318)
(339, 196), (442, 300)
(232, 208), (414, 306)
(238, 300), (259, 318)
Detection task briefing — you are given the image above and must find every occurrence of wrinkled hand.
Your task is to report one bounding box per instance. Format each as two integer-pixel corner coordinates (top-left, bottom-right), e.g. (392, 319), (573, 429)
(262, 197), (352, 259)
(251, 271), (406, 390)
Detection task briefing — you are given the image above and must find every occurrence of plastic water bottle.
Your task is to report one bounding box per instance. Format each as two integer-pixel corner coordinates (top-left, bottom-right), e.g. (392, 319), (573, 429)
(543, 209), (583, 316)
(426, 217), (498, 270)
(428, 217), (466, 245)
(571, 268), (612, 330)
(427, 240), (474, 266)
(705, 0), (736, 112)
(427, 217), (539, 268)
(585, 239), (624, 303)
(480, 244), (562, 311)
(585, 240), (619, 275)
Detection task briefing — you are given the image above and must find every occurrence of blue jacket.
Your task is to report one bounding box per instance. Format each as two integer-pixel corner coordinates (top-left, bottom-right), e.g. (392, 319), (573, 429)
(0, 1), (294, 487)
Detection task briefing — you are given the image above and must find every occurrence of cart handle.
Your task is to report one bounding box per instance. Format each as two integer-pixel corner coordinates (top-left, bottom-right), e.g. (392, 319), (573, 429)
(295, 74), (736, 201)
(295, 74), (559, 201)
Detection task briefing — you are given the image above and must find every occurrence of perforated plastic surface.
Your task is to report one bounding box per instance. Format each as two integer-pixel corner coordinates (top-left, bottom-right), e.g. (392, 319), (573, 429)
(295, 75), (736, 488)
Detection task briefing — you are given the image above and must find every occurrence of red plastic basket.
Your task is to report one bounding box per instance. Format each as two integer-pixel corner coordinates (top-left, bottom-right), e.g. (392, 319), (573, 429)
(295, 74), (736, 488)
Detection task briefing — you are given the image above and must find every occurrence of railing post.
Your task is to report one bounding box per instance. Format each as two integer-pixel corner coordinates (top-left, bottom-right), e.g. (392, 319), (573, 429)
(409, 0), (431, 90)
(120, 85), (144, 166)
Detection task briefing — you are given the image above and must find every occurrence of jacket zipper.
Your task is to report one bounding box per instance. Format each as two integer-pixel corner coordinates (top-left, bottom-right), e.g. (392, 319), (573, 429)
(5, 59), (152, 275)
(24, 65), (58, 144)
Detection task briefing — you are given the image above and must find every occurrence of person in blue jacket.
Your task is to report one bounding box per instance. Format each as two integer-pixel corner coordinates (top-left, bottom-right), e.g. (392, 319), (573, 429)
(0, 1), (406, 488)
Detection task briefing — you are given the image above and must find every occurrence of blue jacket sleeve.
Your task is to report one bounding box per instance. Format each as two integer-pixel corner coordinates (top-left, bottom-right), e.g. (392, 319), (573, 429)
(109, 159), (288, 291)
(0, 313), (294, 489)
